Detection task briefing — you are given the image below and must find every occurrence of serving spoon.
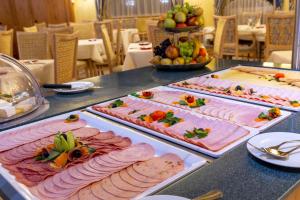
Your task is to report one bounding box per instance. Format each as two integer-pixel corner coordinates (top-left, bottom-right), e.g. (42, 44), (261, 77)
(248, 142), (300, 159)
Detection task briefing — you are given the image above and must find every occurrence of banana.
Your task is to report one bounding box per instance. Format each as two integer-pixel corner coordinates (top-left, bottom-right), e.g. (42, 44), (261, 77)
(192, 38), (201, 58)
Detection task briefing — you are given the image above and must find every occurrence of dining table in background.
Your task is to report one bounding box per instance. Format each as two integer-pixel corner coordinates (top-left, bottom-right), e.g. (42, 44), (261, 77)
(77, 39), (107, 64)
(122, 42), (153, 71)
(113, 28), (141, 54)
(268, 50), (292, 64)
(21, 60), (55, 84)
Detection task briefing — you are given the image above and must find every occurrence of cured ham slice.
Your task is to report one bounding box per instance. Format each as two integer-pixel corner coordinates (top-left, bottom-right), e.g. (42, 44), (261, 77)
(0, 119), (87, 152)
(135, 90), (269, 128)
(31, 143), (155, 200)
(92, 97), (250, 151)
(3, 132), (132, 187)
(0, 128), (100, 165)
(171, 76), (300, 108)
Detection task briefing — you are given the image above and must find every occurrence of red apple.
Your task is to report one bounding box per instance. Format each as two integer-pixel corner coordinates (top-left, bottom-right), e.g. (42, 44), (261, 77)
(176, 23), (188, 28)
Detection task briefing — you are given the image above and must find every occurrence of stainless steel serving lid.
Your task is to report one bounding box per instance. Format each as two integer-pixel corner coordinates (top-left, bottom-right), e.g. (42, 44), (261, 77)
(0, 54), (49, 130)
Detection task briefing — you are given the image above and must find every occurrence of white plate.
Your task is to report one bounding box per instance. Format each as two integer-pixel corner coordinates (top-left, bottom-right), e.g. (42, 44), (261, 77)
(132, 86), (291, 132)
(87, 99), (259, 158)
(53, 81), (94, 94)
(0, 111), (207, 200)
(247, 132), (300, 168)
(140, 195), (189, 200)
(169, 66), (300, 112)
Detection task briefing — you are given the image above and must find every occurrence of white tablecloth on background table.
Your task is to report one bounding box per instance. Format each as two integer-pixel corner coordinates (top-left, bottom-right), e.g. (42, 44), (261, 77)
(77, 39), (107, 64)
(205, 25), (266, 42)
(123, 43), (153, 71)
(21, 60), (55, 84)
(238, 25), (266, 42)
(113, 29), (140, 54)
(268, 51), (292, 64)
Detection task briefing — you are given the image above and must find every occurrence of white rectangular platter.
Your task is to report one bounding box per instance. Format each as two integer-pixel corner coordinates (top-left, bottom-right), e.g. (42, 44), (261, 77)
(132, 86), (291, 132)
(169, 66), (300, 112)
(0, 111), (207, 200)
(87, 98), (260, 158)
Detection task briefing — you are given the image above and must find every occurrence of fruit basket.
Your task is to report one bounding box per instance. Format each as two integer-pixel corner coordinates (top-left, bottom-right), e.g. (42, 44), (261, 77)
(153, 57), (212, 71)
(151, 3), (211, 71)
(158, 3), (204, 33)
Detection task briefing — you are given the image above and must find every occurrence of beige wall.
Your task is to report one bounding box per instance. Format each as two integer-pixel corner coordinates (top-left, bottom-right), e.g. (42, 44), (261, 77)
(72, 0), (97, 22)
(184, 0), (214, 27)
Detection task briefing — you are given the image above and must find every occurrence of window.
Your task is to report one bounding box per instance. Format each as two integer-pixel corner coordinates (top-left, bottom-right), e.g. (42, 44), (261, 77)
(108, 0), (183, 17)
(126, 0), (135, 6)
(160, 0), (169, 3)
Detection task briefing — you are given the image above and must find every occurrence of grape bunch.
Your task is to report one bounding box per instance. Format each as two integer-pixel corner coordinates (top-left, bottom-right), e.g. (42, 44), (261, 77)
(153, 39), (172, 58)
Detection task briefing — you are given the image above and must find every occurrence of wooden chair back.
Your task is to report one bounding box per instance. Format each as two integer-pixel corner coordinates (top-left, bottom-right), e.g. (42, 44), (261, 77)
(35, 22), (47, 31)
(100, 24), (116, 73)
(213, 18), (227, 59)
(70, 22), (95, 39)
(94, 20), (113, 41)
(53, 32), (78, 84)
(23, 25), (38, 32)
(214, 15), (238, 57)
(115, 20), (122, 65)
(0, 29), (14, 56)
(147, 21), (172, 48)
(48, 23), (68, 28)
(17, 32), (49, 60)
(42, 27), (74, 58)
(265, 13), (295, 58)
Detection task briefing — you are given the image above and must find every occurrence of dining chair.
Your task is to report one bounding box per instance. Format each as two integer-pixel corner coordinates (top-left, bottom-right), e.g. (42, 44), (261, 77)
(98, 23), (123, 74)
(53, 32), (78, 84)
(213, 17), (227, 59)
(70, 22), (96, 39)
(147, 22), (172, 48)
(35, 22), (47, 32)
(94, 20), (114, 41)
(42, 27), (74, 58)
(17, 32), (49, 60)
(0, 24), (7, 31)
(135, 17), (148, 41)
(121, 18), (136, 29)
(23, 25), (38, 32)
(0, 29), (14, 56)
(48, 23), (68, 28)
(214, 15), (238, 58)
(265, 13), (295, 59)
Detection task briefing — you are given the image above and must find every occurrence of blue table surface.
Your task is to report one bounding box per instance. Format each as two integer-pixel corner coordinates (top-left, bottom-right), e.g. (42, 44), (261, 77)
(1, 60), (299, 200)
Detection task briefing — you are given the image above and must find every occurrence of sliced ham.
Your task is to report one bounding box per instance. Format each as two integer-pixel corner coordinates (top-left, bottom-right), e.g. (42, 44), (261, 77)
(31, 143), (154, 200)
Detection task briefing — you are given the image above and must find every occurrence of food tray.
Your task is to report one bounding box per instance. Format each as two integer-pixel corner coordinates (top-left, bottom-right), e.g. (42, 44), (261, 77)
(132, 86), (291, 132)
(153, 58), (212, 71)
(169, 66), (300, 111)
(0, 111), (207, 200)
(87, 99), (260, 158)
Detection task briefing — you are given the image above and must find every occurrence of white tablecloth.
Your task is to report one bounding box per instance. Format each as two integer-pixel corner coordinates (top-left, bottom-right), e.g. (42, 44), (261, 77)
(113, 29), (140, 54)
(205, 25), (266, 43)
(77, 39), (107, 64)
(238, 25), (266, 42)
(21, 60), (55, 84)
(268, 51), (292, 64)
(123, 43), (153, 71)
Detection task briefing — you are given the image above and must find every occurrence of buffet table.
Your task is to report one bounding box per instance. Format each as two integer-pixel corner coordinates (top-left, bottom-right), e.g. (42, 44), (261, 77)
(1, 59), (300, 200)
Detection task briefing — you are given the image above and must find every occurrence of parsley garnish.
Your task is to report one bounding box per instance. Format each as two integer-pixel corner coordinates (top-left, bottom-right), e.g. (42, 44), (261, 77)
(184, 128), (210, 139)
(138, 114), (146, 121)
(108, 99), (124, 108)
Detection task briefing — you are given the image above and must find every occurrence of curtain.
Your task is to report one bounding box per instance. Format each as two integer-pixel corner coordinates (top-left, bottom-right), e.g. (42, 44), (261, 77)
(108, 0), (183, 17)
(221, 0), (274, 23)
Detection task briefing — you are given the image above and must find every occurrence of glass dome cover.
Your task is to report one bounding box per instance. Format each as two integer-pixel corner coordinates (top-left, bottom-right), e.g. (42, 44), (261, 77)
(0, 54), (49, 130)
